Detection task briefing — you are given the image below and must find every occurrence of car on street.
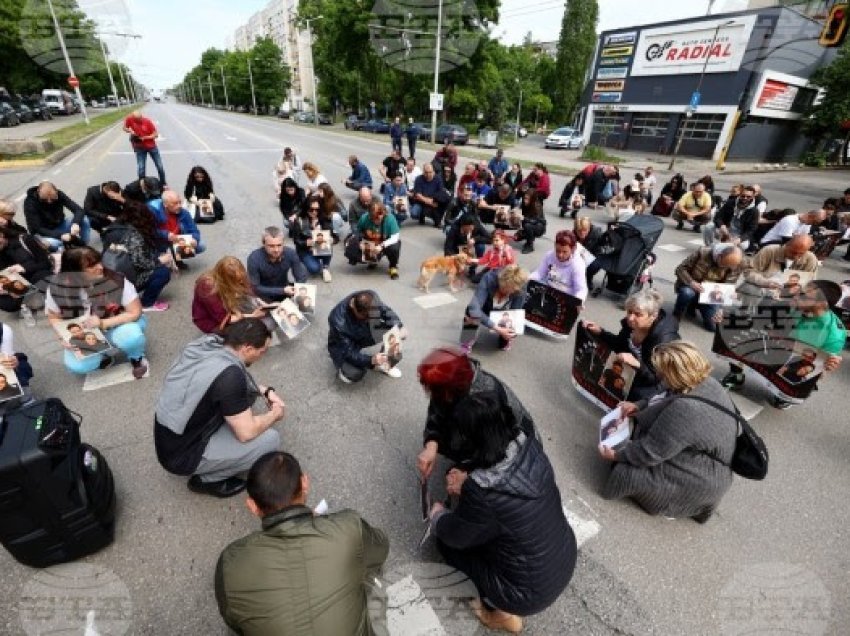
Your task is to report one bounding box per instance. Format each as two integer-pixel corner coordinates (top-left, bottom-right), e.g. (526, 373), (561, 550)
(317, 112), (333, 125)
(22, 97), (52, 120)
(545, 127), (584, 149)
(9, 102), (34, 123)
(435, 123), (469, 145)
(414, 122), (432, 140)
(361, 119), (391, 133)
(344, 114), (367, 130)
(294, 111), (313, 123)
(0, 102), (20, 127)
(502, 122), (528, 138)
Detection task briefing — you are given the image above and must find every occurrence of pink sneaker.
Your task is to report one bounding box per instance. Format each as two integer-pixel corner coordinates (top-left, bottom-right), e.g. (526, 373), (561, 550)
(142, 301), (170, 312)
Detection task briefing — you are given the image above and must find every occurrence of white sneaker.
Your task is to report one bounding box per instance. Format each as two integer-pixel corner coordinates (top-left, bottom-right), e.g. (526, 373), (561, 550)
(338, 369), (353, 384)
(322, 268), (332, 283)
(380, 365), (402, 379)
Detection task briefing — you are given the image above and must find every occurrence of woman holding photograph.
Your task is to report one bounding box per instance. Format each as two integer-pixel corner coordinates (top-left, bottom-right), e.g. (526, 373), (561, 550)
(183, 165), (224, 222)
(45, 246), (149, 378)
(0, 322), (33, 400)
(584, 290), (680, 401)
(290, 195), (333, 282)
(529, 230), (588, 302)
(598, 342), (737, 523)
(0, 223), (52, 314)
(278, 177), (306, 226)
(462, 265), (528, 353)
(192, 256), (266, 334)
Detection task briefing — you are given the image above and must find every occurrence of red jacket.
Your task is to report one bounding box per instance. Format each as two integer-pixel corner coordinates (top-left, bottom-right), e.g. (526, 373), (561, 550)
(124, 115), (158, 150)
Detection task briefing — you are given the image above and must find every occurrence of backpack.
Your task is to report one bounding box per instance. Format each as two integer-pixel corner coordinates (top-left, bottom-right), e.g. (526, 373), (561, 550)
(100, 224), (138, 285)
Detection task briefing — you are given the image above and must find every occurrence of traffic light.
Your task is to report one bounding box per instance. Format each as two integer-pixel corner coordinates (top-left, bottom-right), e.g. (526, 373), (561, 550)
(819, 3), (848, 47)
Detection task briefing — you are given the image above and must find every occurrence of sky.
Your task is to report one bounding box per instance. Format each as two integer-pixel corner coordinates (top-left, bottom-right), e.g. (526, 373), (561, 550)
(98, 0), (749, 89)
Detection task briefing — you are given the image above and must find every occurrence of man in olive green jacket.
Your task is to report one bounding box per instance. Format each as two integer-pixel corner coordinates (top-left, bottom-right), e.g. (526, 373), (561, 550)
(215, 452), (389, 636)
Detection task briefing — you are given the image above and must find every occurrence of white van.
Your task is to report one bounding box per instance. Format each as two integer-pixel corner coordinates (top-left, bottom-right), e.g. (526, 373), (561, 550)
(42, 89), (75, 115)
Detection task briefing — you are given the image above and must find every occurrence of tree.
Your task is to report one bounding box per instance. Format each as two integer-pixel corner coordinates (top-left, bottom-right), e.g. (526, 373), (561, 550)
(805, 40), (850, 144)
(551, 0), (598, 124)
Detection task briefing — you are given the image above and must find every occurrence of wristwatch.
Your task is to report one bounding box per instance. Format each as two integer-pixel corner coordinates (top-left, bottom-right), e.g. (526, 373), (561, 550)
(263, 387), (275, 399)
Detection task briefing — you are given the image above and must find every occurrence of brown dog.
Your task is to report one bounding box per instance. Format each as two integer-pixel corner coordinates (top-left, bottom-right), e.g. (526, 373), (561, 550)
(416, 252), (470, 293)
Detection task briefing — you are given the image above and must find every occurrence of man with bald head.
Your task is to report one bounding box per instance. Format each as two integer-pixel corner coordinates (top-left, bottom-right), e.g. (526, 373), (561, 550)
(673, 244), (748, 331)
(123, 110), (166, 184)
(148, 190), (205, 262)
(760, 209), (826, 246)
(23, 181), (90, 250)
(737, 235), (818, 308)
(347, 187), (373, 226)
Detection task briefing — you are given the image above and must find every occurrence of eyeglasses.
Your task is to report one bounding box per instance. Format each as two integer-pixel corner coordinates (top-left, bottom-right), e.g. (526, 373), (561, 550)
(310, 206), (320, 211)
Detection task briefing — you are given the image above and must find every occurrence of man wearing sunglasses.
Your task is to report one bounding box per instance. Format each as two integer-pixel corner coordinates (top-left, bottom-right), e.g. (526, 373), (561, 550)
(702, 185), (759, 250)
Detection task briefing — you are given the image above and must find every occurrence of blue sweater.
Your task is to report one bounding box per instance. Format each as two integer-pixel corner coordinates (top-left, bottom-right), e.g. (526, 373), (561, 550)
(147, 198), (201, 244)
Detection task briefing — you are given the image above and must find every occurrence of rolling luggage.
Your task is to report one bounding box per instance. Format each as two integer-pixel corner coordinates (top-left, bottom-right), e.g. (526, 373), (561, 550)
(0, 399), (116, 568)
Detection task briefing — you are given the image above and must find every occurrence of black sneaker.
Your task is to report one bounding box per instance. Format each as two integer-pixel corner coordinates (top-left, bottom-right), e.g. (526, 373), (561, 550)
(98, 354), (115, 370)
(521, 243), (534, 254)
(720, 372), (745, 390)
(187, 475), (247, 498)
(176, 260), (189, 270)
(676, 220), (684, 230)
(769, 395), (793, 411)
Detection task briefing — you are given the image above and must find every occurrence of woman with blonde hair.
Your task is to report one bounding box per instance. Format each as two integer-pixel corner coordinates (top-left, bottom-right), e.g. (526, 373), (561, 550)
(301, 162), (328, 195)
(598, 341), (738, 523)
(191, 256), (264, 333)
(461, 264), (529, 353)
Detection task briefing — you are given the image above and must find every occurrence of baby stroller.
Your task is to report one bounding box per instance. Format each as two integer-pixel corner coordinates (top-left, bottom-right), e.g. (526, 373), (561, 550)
(591, 215), (664, 298)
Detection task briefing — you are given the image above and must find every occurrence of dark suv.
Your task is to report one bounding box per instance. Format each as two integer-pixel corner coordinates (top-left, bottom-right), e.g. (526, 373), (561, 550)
(434, 124), (469, 145)
(344, 114), (367, 130)
(0, 103), (20, 127)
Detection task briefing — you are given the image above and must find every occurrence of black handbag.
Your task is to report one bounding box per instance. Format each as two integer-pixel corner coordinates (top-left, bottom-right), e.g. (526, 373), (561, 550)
(674, 395), (769, 480)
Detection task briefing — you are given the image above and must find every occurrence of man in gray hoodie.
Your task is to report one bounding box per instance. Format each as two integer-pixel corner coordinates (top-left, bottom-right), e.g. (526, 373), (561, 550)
(154, 319), (285, 498)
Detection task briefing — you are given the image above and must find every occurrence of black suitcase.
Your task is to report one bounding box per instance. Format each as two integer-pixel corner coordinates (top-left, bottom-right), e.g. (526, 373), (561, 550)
(0, 399), (116, 568)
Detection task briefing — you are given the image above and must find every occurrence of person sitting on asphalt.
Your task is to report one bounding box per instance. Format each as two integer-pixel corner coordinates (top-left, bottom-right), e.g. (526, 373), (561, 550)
(83, 181), (124, 235)
(735, 235), (818, 308)
(379, 147), (406, 185)
(488, 149), (509, 185)
(721, 280), (845, 410)
(0, 223), (51, 314)
(327, 290), (405, 383)
(410, 163), (450, 228)
(529, 230), (588, 301)
(148, 190), (205, 265)
(193, 256), (271, 334)
(702, 185), (760, 249)
(476, 183), (517, 226)
(582, 163), (620, 209)
(0, 198), (31, 237)
(184, 165), (225, 222)
(519, 162), (551, 201)
(461, 265), (528, 353)
(0, 321), (35, 406)
(382, 174), (410, 223)
(469, 229), (515, 283)
(273, 147), (301, 195)
(403, 157), (422, 190)
(278, 177), (306, 227)
(441, 164), (458, 196)
(673, 182), (713, 232)
(347, 201), (401, 280)
(122, 176), (162, 204)
(651, 173), (687, 217)
(558, 172), (587, 219)
(289, 198), (334, 283)
(347, 187), (373, 226)
(759, 209), (826, 247)
(427, 394), (576, 634)
(214, 451), (389, 636)
(599, 342), (738, 523)
(443, 184), (479, 230)
(301, 162), (328, 196)
(315, 183), (348, 240)
(469, 170), (492, 203)
(672, 244), (747, 331)
(23, 181), (90, 251)
(154, 319), (285, 499)
(584, 290), (681, 400)
(456, 163), (478, 196)
(247, 226), (309, 302)
(46, 246), (149, 378)
(513, 188), (547, 254)
(444, 214), (491, 262)
(343, 154), (373, 192)
(433, 140), (458, 172)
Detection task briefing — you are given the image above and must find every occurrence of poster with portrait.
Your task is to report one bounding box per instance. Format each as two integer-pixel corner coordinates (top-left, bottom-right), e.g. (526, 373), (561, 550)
(292, 283), (317, 315)
(175, 234), (197, 259)
(0, 366), (23, 404)
(272, 299), (310, 339)
(489, 309), (525, 335)
(494, 206), (522, 230)
(597, 352), (636, 402)
(599, 405), (632, 449)
(312, 230), (332, 257)
(381, 325), (404, 369)
(571, 321), (619, 412)
(698, 283), (741, 307)
(52, 318), (111, 360)
(361, 240), (381, 263)
(0, 267), (33, 298)
(811, 229), (843, 259)
(523, 280), (582, 339)
(767, 270), (814, 301)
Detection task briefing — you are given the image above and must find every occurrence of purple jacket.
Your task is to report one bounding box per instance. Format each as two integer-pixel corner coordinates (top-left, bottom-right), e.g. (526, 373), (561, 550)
(529, 251), (588, 301)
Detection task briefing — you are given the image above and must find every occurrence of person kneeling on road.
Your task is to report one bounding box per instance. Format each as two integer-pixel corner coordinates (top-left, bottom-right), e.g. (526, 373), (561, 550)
(461, 265), (528, 353)
(328, 290), (406, 383)
(345, 202), (401, 280)
(154, 319), (285, 498)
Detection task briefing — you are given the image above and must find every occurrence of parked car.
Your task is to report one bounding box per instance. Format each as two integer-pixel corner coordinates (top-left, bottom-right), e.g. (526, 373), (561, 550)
(361, 119), (391, 133)
(0, 103), (20, 127)
(414, 122), (432, 140)
(434, 124), (469, 145)
(317, 113), (333, 125)
(344, 114), (367, 130)
(545, 127), (584, 149)
(9, 102), (34, 123)
(502, 122), (528, 138)
(42, 89), (75, 115)
(294, 111), (314, 123)
(23, 97), (52, 120)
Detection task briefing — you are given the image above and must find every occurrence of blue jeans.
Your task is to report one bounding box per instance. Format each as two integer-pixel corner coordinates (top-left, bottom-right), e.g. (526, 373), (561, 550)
(673, 287), (720, 331)
(63, 315), (148, 374)
(300, 252), (332, 275)
(139, 265), (171, 306)
(135, 147), (166, 184)
(38, 217), (92, 251)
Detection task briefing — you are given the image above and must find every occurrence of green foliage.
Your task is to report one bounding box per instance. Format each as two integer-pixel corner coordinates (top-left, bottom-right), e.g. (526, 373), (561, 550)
(580, 144), (621, 164)
(552, 0), (598, 123)
(805, 40), (850, 140)
(800, 151), (827, 167)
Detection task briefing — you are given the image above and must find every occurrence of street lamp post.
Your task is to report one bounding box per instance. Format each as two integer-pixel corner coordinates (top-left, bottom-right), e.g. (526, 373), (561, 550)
(303, 15), (324, 128)
(220, 65), (229, 110)
(97, 39), (119, 106)
(115, 63), (130, 103)
(247, 56), (258, 115)
(207, 72), (215, 107)
(668, 19), (735, 171)
(45, 0), (89, 123)
(514, 80), (523, 143)
(430, 0), (444, 145)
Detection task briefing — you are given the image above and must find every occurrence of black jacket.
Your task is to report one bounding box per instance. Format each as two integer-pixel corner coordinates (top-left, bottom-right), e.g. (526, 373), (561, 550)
(23, 186), (85, 238)
(443, 216), (490, 255)
(434, 434), (576, 615)
(558, 176), (586, 208)
(578, 225), (604, 256)
(290, 214), (332, 254)
(595, 309), (680, 400)
(714, 197), (759, 244)
(327, 292), (402, 370)
(83, 185), (123, 232)
(0, 233), (52, 285)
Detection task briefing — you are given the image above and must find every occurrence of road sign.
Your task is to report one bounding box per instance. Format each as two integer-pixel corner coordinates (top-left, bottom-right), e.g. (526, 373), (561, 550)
(68, 76), (79, 88)
(429, 92), (444, 111)
(689, 90), (701, 110)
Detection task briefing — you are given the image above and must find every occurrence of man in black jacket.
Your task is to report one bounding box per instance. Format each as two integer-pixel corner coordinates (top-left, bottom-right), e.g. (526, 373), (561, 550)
(327, 290), (405, 383)
(702, 185), (759, 250)
(23, 181), (90, 251)
(444, 214), (490, 260)
(83, 181), (124, 234)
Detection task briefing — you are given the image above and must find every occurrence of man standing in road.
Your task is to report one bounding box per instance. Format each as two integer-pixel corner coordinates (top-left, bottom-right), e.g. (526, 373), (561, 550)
(215, 451), (389, 635)
(23, 181), (91, 250)
(390, 116), (403, 153)
(405, 117), (419, 159)
(154, 319), (285, 498)
(246, 226), (307, 303)
(123, 110), (166, 185)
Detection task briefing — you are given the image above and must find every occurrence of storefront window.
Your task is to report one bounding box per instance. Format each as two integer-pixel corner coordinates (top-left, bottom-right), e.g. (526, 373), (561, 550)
(591, 111), (625, 135)
(680, 114), (726, 141)
(631, 113), (669, 137)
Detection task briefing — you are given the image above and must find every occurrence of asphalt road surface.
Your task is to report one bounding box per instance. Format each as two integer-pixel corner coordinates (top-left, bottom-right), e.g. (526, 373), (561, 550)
(0, 103), (848, 635)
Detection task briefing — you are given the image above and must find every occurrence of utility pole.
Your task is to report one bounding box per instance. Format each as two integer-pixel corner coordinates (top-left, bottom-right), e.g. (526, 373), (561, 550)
(303, 16), (324, 128)
(207, 72), (214, 107)
(247, 56), (258, 115)
(45, 0), (89, 123)
(116, 63), (130, 103)
(197, 77), (204, 106)
(430, 0), (443, 144)
(97, 39), (119, 105)
(220, 65), (229, 110)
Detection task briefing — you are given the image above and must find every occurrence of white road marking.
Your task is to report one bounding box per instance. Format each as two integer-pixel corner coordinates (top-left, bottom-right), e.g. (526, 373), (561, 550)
(564, 505), (601, 548)
(688, 239), (705, 246)
(164, 112), (213, 151)
(387, 575), (446, 636)
(83, 362), (136, 391)
(728, 391), (764, 422)
(224, 135), (238, 141)
(52, 168), (62, 175)
(412, 292), (458, 309)
(656, 243), (688, 252)
(107, 148), (281, 155)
